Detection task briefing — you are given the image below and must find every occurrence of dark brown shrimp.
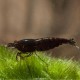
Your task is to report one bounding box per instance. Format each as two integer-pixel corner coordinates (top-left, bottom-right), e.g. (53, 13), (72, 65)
(7, 37), (76, 60)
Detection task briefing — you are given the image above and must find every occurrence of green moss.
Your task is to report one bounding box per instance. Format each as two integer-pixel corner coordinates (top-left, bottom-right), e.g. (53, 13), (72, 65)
(0, 46), (80, 79)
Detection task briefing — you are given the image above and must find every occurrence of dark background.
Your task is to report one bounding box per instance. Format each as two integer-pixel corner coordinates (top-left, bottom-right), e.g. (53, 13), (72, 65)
(0, 0), (80, 59)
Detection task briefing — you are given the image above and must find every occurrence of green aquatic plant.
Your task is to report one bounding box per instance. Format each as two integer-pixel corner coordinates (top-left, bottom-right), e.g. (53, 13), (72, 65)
(0, 46), (80, 79)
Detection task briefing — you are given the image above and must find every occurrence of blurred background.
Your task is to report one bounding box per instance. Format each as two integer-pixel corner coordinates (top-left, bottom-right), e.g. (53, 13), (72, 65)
(0, 0), (80, 60)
